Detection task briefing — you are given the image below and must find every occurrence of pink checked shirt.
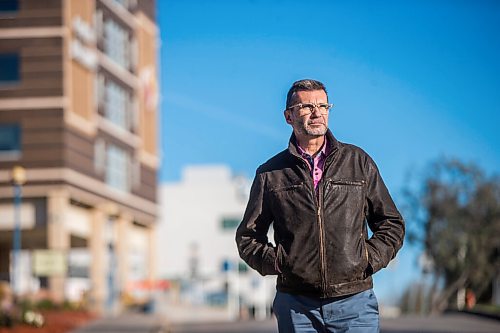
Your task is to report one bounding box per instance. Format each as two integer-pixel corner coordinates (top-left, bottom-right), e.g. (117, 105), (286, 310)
(296, 138), (329, 190)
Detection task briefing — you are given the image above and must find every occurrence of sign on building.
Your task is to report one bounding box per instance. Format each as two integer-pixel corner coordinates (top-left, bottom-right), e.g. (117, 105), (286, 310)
(32, 250), (68, 277)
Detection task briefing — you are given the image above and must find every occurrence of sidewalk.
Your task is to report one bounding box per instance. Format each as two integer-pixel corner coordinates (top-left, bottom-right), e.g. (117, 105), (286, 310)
(70, 312), (167, 333)
(161, 303), (234, 325)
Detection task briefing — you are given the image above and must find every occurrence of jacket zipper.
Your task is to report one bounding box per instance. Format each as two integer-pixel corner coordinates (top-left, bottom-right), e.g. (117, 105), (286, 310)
(317, 152), (337, 293)
(317, 200), (327, 292)
(331, 180), (365, 186)
(299, 157), (328, 293)
(294, 148), (338, 295)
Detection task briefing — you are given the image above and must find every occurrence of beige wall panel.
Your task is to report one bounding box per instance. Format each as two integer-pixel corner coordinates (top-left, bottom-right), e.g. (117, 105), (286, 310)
(136, 24), (158, 156)
(67, 0), (96, 122)
(89, 208), (106, 313)
(71, 62), (94, 120)
(68, 0), (94, 22)
(138, 28), (155, 69)
(143, 111), (157, 154)
(47, 189), (71, 302)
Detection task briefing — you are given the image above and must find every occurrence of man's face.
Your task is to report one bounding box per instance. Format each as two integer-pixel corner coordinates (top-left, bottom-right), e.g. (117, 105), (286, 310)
(284, 90), (329, 138)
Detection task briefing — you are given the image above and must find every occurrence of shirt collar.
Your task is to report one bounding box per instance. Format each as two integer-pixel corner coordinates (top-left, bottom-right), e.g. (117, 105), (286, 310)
(296, 136), (328, 158)
(288, 129), (339, 159)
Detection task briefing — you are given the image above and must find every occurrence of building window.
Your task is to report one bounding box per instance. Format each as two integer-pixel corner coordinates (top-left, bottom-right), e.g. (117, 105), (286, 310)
(221, 218), (240, 230)
(105, 144), (129, 192)
(104, 79), (130, 130)
(0, 124), (21, 160)
(238, 261), (249, 273)
(103, 18), (129, 69)
(98, 75), (136, 133)
(0, 53), (20, 84)
(68, 249), (90, 279)
(0, 0), (18, 12)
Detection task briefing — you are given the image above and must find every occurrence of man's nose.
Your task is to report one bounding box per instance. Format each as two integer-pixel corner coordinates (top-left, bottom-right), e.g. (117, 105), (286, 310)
(310, 107), (322, 116)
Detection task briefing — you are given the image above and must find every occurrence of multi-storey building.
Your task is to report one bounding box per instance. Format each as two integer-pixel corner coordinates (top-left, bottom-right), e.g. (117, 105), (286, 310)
(158, 166), (275, 320)
(0, 0), (159, 313)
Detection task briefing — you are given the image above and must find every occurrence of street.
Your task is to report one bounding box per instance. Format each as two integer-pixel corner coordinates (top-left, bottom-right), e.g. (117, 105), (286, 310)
(69, 312), (500, 333)
(167, 313), (500, 333)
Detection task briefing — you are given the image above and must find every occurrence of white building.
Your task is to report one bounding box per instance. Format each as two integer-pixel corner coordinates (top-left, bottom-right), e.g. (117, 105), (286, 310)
(157, 165), (275, 320)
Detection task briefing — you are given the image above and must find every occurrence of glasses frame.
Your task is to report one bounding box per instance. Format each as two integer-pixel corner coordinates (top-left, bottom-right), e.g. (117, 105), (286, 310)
(285, 102), (334, 116)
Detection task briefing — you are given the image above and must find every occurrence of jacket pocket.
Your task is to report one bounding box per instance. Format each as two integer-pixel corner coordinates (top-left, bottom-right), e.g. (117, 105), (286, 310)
(267, 182), (308, 231)
(324, 179), (365, 198)
(323, 179), (366, 226)
(268, 182), (305, 193)
(362, 239), (374, 279)
(326, 179), (365, 188)
(276, 243), (289, 274)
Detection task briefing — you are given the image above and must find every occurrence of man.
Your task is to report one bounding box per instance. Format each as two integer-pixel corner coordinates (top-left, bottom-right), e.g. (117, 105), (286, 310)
(236, 79), (404, 332)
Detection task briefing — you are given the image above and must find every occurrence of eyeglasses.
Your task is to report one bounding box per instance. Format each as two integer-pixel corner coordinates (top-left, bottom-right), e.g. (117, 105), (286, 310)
(286, 102), (333, 116)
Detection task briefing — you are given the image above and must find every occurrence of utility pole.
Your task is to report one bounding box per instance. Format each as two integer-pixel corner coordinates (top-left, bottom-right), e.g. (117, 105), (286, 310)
(11, 166), (26, 297)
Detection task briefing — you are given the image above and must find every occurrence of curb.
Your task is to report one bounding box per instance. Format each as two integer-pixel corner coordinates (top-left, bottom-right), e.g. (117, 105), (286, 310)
(445, 309), (500, 322)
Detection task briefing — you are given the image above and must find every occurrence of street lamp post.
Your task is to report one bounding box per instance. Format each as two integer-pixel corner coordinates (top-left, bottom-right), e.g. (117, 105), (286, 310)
(11, 166), (26, 297)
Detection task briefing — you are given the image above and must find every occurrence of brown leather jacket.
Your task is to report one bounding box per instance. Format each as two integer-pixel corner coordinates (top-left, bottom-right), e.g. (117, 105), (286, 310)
(236, 130), (405, 298)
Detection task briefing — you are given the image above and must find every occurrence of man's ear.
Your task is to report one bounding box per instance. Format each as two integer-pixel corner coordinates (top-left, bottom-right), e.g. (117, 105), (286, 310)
(284, 110), (293, 125)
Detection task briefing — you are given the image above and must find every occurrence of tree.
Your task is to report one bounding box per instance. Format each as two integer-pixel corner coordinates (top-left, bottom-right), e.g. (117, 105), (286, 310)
(404, 158), (500, 313)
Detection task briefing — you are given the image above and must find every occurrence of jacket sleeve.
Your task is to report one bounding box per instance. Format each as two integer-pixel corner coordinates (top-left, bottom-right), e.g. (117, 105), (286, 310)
(364, 156), (405, 275)
(235, 171), (279, 276)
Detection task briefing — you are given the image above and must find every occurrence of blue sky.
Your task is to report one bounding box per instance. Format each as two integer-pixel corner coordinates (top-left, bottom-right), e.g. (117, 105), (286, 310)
(157, 0), (500, 304)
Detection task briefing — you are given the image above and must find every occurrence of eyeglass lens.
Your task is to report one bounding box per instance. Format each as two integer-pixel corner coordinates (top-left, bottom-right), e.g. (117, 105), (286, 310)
(299, 103), (330, 115)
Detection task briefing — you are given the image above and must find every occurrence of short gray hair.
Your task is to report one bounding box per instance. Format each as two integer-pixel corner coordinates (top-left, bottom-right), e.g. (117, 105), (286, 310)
(286, 79), (328, 109)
